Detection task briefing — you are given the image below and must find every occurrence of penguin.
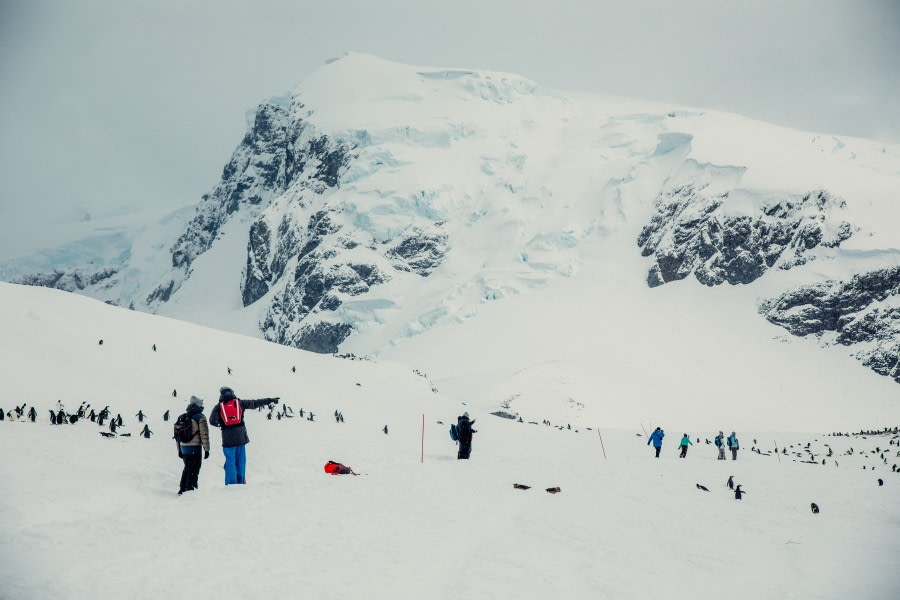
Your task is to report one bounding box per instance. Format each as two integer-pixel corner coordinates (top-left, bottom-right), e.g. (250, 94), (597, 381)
(152, 344), (156, 351)
(172, 389), (177, 398)
(878, 479), (884, 486)
(140, 425), (152, 439)
(383, 425), (389, 434)
(292, 366), (296, 373)
(136, 410), (145, 423)
(227, 367), (232, 375)
(99, 431), (115, 438)
(696, 484), (710, 492)
(49, 410), (57, 425)
(116, 414), (123, 426)
(810, 502), (820, 514)
(28, 407), (36, 422)
(98, 339), (103, 345)
(308, 412), (315, 422)
(56, 409), (66, 424)
(163, 410), (170, 421)
(727, 475), (734, 490)
(110, 420), (118, 434)
(734, 485), (747, 500)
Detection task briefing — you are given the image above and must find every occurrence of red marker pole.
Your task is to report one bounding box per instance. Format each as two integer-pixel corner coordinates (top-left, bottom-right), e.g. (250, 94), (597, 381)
(421, 414), (425, 464)
(598, 429), (607, 460)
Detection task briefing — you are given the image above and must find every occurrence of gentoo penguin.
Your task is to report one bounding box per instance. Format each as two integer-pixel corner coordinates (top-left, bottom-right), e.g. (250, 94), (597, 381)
(810, 503), (820, 514)
(734, 485), (747, 500)
(696, 484), (710, 492)
(727, 476), (735, 490)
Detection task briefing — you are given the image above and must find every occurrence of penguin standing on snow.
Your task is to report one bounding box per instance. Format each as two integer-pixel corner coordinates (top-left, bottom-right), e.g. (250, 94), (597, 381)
(140, 424), (153, 439)
(163, 410), (170, 422)
(734, 485), (747, 500)
(27, 407), (37, 422)
(110, 419), (118, 434)
(878, 478), (884, 486)
(135, 410), (145, 423)
(727, 476), (735, 490)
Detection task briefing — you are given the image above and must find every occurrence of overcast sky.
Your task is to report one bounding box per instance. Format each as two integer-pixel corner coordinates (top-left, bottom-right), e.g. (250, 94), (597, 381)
(1, 0), (898, 224)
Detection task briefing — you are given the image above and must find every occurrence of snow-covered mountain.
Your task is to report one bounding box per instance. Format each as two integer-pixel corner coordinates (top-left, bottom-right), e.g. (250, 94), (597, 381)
(3, 53), (899, 425)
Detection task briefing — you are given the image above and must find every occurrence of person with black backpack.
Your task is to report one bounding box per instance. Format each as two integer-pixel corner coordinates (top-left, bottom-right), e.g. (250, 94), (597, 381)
(174, 396), (210, 495)
(457, 412), (476, 459)
(208, 386), (279, 485)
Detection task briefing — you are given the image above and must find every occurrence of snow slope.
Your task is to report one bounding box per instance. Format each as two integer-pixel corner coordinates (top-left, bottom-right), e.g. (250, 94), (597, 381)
(1, 282), (899, 599)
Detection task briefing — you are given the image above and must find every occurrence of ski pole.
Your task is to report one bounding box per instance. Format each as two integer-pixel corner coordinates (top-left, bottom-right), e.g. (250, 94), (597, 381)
(775, 441), (781, 464)
(640, 422), (648, 438)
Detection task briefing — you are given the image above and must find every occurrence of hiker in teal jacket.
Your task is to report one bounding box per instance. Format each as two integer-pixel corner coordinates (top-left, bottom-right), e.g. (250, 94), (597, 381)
(648, 427), (665, 458)
(679, 433), (693, 458)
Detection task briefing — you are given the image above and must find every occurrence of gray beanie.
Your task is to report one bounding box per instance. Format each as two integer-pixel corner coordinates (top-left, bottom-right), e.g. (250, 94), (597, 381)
(463, 412), (469, 418)
(188, 396), (203, 410)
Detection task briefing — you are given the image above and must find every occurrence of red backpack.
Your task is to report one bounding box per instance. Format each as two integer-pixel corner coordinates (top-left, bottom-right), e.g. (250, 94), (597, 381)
(219, 399), (243, 427)
(324, 461), (356, 475)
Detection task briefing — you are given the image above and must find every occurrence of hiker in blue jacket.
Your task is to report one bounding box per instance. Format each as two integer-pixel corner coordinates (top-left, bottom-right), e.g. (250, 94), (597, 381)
(727, 431), (740, 461)
(648, 427), (665, 458)
(209, 387), (279, 485)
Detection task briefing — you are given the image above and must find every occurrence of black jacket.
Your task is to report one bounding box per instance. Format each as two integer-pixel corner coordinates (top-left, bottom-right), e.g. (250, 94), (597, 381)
(209, 398), (274, 448)
(457, 416), (476, 443)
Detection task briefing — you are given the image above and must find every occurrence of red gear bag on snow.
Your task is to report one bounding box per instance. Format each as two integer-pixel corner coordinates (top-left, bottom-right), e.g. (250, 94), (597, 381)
(324, 460), (355, 475)
(218, 399), (243, 427)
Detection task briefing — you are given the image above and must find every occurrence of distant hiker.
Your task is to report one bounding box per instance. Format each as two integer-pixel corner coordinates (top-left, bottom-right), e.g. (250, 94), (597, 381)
(27, 407), (37, 422)
(135, 410), (145, 423)
(208, 387), (279, 485)
(163, 410), (170, 421)
(457, 412), (477, 460)
(383, 425), (388, 434)
(715, 431), (726, 460)
(679, 433), (693, 458)
(648, 427), (665, 458)
(728, 432), (740, 460)
(175, 396), (210, 495)
(141, 424), (153, 439)
(734, 485), (747, 500)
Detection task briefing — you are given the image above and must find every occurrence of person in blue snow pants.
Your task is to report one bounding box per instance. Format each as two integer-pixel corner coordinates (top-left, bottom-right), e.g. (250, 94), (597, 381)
(208, 386), (279, 485)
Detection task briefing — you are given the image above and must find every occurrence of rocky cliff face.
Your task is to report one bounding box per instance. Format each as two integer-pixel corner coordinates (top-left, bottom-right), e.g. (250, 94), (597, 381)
(638, 187), (853, 287)
(760, 267), (900, 382)
(148, 99), (354, 309)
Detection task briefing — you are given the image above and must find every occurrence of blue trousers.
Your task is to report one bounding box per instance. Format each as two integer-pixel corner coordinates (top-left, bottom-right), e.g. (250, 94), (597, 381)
(223, 444), (247, 484)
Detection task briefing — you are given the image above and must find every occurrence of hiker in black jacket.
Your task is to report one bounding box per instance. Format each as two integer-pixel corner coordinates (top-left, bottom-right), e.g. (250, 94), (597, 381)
(177, 397), (210, 495)
(208, 386), (279, 485)
(457, 412), (477, 459)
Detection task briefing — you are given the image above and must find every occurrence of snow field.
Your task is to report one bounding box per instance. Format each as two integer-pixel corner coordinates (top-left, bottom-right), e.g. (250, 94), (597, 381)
(1, 282), (899, 599)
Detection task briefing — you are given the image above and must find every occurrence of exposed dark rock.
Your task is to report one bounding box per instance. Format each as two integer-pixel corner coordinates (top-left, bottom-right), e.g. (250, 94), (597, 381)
(293, 321), (353, 354)
(14, 268), (119, 292)
(760, 267), (900, 383)
(386, 226), (448, 276)
(639, 188), (852, 287)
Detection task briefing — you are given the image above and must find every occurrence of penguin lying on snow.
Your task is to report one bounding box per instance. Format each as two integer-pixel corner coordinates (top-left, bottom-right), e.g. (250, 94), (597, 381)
(811, 503), (820, 514)
(696, 484), (710, 492)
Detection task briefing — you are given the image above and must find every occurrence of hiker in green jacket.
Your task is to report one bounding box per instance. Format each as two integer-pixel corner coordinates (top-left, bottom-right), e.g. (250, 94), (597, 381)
(679, 433), (693, 458)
